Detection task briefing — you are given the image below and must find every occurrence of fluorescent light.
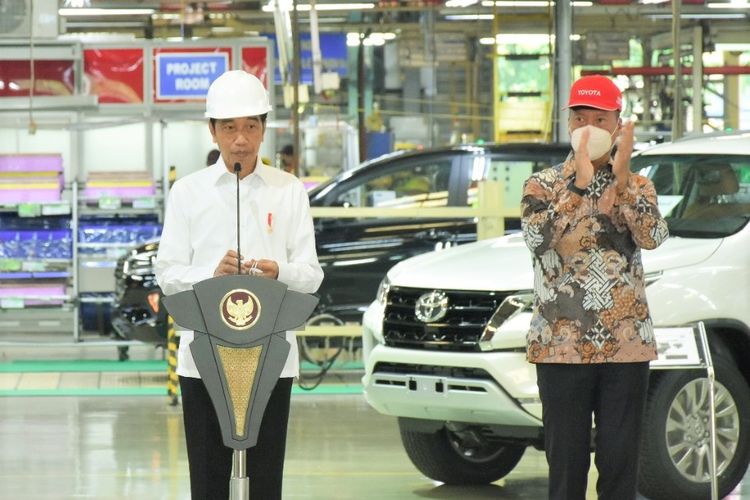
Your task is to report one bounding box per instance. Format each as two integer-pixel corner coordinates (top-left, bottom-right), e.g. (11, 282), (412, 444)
(716, 43), (750, 50)
(707, 0), (750, 8)
(59, 8), (155, 16)
(493, 33), (581, 44)
(648, 13), (747, 18)
(445, 14), (494, 20)
(481, 1), (592, 6)
(262, 2), (374, 12)
(346, 32), (397, 46)
(445, 0), (480, 6)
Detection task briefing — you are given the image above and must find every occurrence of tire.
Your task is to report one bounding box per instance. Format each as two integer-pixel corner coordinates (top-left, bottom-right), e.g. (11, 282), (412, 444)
(299, 313), (346, 365)
(398, 419), (526, 485)
(639, 355), (750, 500)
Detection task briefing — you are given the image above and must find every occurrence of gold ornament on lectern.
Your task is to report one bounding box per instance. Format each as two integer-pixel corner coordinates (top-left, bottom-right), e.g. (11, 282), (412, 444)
(220, 289), (261, 330)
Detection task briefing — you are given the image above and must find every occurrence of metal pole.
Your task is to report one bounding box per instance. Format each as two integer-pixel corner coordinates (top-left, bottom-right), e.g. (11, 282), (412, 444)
(554, 0), (572, 143)
(698, 321), (718, 500)
(691, 26), (703, 134)
(671, 0), (684, 139)
(357, 33), (367, 163)
(291, 0), (301, 176)
(229, 449), (249, 500)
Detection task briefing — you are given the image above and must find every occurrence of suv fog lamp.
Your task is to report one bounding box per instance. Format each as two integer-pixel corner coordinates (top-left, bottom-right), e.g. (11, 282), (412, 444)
(478, 292), (533, 351)
(147, 291), (160, 313)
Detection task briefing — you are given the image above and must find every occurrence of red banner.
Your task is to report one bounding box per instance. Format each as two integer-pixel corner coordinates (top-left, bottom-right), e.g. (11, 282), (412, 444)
(83, 48), (145, 104)
(0, 60), (74, 97)
(242, 47), (269, 86)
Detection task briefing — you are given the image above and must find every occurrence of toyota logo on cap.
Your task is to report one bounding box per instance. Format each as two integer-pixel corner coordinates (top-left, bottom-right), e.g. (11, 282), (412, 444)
(415, 291), (448, 323)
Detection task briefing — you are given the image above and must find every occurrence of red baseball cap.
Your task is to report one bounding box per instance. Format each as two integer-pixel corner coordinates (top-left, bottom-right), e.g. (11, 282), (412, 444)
(565, 75), (622, 111)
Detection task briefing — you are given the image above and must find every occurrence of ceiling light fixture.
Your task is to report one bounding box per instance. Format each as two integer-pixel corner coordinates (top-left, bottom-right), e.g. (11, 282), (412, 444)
(648, 12), (747, 18)
(58, 8), (156, 16)
(62, 0), (91, 7)
(445, 0), (481, 6)
(707, 0), (750, 8)
(480, 1), (592, 6)
(262, 2), (374, 12)
(445, 14), (494, 19)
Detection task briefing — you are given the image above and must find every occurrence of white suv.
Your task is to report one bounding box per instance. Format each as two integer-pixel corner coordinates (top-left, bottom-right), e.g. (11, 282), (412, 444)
(361, 132), (750, 500)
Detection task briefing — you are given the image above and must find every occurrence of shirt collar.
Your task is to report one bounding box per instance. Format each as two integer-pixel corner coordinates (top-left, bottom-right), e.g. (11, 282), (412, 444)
(210, 156), (269, 186)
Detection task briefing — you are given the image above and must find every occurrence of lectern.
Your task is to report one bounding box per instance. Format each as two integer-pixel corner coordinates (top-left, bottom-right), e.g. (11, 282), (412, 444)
(163, 274), (319, 499)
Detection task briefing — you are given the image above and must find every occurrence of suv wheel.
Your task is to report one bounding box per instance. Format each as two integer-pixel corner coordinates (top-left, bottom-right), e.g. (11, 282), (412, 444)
(639, 355), (750, 500)
(398, 419), (526, 485)
(298, 313), (348, 366)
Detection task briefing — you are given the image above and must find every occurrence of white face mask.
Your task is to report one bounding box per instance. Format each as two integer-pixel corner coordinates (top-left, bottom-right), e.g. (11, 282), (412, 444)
(570, 125), (617, 161)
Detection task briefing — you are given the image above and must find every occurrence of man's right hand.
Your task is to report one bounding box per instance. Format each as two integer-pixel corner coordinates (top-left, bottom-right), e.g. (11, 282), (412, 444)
(214, 250), (243, 276)
(574, 127), (594, 189)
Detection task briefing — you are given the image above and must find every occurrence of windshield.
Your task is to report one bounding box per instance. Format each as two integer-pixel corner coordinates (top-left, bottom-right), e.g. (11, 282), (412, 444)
(630, 154), (750, 238)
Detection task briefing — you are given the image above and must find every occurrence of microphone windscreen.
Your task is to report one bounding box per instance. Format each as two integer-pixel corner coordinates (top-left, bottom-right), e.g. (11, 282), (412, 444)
(233, 162), (242, 173)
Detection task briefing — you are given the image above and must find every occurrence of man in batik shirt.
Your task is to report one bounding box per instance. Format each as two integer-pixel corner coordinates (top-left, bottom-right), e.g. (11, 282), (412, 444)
(521, 75), (668, 500)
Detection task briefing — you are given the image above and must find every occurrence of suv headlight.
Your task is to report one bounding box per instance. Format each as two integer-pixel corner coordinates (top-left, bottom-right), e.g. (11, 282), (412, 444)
(478, 291), (534, 351)
(376, 276), (391, 306)
(123, 250), (157, 277)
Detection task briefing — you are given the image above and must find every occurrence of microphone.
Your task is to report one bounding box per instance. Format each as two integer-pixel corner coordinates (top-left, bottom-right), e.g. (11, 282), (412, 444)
(234, 162), (242, 275)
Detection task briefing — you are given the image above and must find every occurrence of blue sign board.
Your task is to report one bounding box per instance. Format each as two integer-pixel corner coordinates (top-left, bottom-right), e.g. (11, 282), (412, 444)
(265, 33), (348, 85)
(155, 53), (229, 100)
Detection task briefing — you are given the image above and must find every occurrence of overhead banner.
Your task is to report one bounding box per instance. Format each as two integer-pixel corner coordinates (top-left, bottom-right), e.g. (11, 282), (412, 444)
(83, 48), (145, 104)
(155, 52), (229, 100)
(0, 60), (75, 98)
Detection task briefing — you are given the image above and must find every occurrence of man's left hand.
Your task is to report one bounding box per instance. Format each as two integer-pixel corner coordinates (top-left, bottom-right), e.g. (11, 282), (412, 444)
(242, 259), (279, 279)
(613, 121), (635, 191)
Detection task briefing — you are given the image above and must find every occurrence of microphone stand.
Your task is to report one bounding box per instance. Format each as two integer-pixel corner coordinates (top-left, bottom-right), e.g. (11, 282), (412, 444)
(234, 162), (242, 275)
(230, 161), (249, 500)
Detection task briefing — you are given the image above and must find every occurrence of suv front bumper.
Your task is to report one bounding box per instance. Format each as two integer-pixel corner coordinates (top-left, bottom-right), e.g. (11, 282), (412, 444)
(362, 344), (543, 429)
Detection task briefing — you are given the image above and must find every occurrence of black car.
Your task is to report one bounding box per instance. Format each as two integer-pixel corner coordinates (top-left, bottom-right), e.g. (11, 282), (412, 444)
(111, 143), (569, 348)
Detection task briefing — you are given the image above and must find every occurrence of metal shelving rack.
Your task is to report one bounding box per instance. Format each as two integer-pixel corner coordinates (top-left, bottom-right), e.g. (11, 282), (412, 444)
(73, 178), (164, 342)
(0, 187), (79, 339)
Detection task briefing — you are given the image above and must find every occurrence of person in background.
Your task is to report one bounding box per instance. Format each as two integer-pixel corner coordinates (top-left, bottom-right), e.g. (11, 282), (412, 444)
(206, 148), (221, 166)
(155, 70), (323, 500)
(520, 74), (669, 500)
(279, 144), (298, 175)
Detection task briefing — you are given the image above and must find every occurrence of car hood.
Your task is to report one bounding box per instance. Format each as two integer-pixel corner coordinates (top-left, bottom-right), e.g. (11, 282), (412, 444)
(387, 234), (721, 292)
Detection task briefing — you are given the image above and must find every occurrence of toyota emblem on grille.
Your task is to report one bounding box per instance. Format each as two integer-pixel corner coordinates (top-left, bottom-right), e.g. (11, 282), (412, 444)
(415, 291), (448, 323)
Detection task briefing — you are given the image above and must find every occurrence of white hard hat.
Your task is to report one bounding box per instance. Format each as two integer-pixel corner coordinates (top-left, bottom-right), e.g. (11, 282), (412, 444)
(204, 70), (272, 119)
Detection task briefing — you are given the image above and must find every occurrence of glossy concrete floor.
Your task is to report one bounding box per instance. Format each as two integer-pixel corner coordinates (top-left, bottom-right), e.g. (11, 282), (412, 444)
(3, 341), (750, 499)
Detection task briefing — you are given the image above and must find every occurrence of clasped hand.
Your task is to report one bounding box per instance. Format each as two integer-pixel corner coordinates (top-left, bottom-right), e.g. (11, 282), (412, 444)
(574, 121), (635, 192)
(213, 250), (279, 279)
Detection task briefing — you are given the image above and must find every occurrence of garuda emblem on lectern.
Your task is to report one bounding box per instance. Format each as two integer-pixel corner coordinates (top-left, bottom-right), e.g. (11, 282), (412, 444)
(220, 289), (261, 330)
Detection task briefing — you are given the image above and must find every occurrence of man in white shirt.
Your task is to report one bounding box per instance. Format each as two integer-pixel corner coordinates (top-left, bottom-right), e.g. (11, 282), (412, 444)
(155, 70), (323, 500)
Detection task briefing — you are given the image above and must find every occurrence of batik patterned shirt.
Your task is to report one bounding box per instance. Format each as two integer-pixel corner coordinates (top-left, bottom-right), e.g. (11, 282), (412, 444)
(521, 157), (669, 364)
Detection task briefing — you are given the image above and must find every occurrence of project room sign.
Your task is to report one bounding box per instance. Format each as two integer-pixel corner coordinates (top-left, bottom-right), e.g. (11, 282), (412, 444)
(155, 52), (229, 99)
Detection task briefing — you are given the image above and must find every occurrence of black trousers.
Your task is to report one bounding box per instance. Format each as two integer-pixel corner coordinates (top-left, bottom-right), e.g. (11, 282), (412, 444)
(179, 376), (293, 500)
(536, 362), (650, 500)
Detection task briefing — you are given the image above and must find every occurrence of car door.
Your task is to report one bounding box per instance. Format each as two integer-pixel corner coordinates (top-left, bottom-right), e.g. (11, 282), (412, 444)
(312, 151), (472, 321)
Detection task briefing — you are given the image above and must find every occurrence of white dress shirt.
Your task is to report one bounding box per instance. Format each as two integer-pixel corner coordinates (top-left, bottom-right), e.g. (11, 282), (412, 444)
(155, 156), (323, 378)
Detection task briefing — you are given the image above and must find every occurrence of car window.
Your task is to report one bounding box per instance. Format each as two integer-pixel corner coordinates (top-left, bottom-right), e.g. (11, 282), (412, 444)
(332, 157), (454, 209)
(631, 154), (750, 237)
(466, 157), (559, 208)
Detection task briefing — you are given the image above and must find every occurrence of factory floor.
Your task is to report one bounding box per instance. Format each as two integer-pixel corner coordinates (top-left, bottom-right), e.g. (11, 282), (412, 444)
(2, 340), (750, 499)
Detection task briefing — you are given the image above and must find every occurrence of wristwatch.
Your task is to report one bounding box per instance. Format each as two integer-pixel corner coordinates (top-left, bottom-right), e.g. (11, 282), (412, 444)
(567, 180), (587, 196)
